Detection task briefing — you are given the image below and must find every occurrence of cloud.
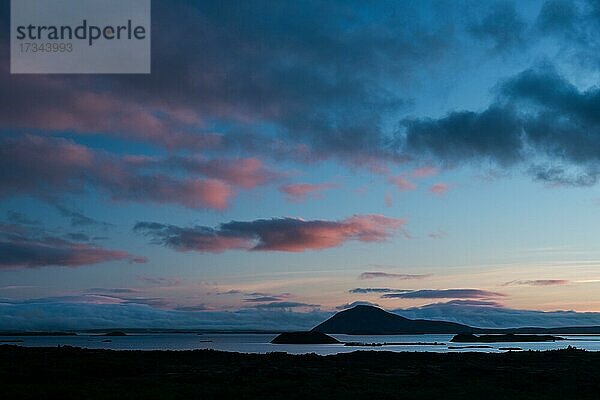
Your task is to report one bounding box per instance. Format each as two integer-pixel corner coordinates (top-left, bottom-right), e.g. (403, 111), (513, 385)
(499, 64), (600, 185)
(402, 106), (524, 166)
(29, 293), (176, 309)
(384, 193), (392, 207)
(411, 167), (438, 178)
(6, 212), (40, 226)
(0, 44), (216, 151)
(336, 300), (380, 310)
(536, 0), (578, 35)
(174, 305), (210, 312)
(387, 175), (416, 191)
(382, 288), (505, 299)
(533, 0), (600, 66)
(0, 134), (242, 209)
(440, 299), (504, 307)
(243, 296), (283, 303)
(217, 289), (243, 295)
(358, 272), (430, 280)
(394, 299), (600, 329)
(54, 205), (112, 228)
(349, 288), (409, 294)
(0, 236), (145, 269)
(64, 233), (91, 242)
(3, 3), (597, 189)
(7, 297), (600, 331)
(1, 134), (287, 211)
(502, 279), (569, 287)
(384, 166), (439, 196)
(135, 215), (406, 253)
(430, 183), (450, 196)
(529, 165), (599, 187)
(0, 220), (145, 269)
(242, 292), (292, 302)
(135, 275), (184, 287)
(279, 182), (336, 202)
(428, 230), (446, 239)
(137, 156), (285, 189)
(0, 0), (468, 167)
(252, 301), (319, 309)
(468, 1), (527, 52)
(0, 299), (330, 331)
(400, 64), (600, 186)
(129, 177), (232, 210)
(0, 2), (598, 187)
(501, 65), (600, 179)
(86, 288), (140, 294)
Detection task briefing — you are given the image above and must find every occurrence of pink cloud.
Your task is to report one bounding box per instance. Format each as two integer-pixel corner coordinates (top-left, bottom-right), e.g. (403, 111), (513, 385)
(198, 158), (279, 188)
(354, 184), (369, 196)
(411, 167), (438, 178)
(112, 177), (234, 210)
(135, 214), (407, 253)
(430, 183), (450, 196)
(0, 135), (239, 210)
(101, 173), (235, 210)
(385, 193), (392, 207)
(388, 175), (416, 191)
(279, 182), (336, 202)
(250, 215), (399, 251)
(0, 73), (218, 150)
(167, 157), (284, 189)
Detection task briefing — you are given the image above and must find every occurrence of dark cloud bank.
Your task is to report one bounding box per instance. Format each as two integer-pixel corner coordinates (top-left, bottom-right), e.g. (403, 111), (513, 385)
(4, 298), (600, 331)
(0, 0), (599, 235)
(0, 221), (145, 269)
(402, 63), (600, 186)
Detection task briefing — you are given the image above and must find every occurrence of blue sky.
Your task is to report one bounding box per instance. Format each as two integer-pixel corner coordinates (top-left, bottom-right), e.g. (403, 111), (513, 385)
(1, 0), (600, 330)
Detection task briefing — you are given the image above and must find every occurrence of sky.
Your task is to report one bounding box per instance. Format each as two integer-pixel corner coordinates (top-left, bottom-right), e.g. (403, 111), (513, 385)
(1, 0), (600, 330)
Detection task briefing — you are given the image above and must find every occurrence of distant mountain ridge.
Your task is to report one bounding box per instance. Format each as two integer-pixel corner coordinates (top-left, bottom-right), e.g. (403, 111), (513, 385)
(312, 305), (600, 335)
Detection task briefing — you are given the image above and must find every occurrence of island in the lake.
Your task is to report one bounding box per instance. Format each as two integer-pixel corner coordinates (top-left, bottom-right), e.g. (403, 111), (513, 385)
(271, 331), (340, 344)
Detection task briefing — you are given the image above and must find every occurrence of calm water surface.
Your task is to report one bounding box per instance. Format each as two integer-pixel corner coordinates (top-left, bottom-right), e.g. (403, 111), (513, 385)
(2, 333), (600, 354)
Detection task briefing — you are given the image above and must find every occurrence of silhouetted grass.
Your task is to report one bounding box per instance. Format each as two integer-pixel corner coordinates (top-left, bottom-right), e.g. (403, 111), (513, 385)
(0, 345), (597, 399)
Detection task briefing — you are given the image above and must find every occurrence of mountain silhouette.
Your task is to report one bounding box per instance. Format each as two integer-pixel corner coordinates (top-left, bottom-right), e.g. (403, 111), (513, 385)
(312, 305), (475, 334)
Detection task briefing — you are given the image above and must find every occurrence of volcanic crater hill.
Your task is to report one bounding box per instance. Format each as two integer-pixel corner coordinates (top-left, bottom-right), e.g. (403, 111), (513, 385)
(312, 305), (476, 335)
(310, 305), (600, 335)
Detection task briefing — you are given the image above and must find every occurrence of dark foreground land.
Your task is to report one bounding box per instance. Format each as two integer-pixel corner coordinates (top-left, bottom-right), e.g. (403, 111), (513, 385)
(1, 345), (600, 399)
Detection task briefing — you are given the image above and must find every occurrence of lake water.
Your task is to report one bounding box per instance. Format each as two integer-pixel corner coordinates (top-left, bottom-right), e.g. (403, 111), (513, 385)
(3, 333), (600, 354)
